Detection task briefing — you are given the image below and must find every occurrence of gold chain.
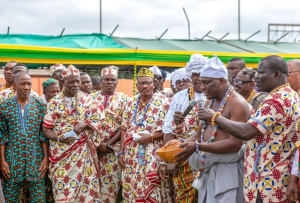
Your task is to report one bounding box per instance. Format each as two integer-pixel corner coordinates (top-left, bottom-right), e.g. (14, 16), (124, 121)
(246, 89), (256, 102)
(188, 86), (195, 100)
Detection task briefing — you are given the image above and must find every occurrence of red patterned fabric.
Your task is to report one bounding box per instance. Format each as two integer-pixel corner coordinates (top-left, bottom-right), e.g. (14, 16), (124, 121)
(245, 85), (299, 203)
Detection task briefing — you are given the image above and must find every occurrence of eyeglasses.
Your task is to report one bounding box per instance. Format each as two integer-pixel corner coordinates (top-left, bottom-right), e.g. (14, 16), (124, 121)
(138, 81), (153, 86)
(154, 76), (163, 80)
(289, 70), (300, 74)
(233, 79), (253, 85)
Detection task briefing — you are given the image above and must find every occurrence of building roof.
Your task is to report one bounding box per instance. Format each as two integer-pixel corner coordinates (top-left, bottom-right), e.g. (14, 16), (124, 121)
(0, 34), (300, 68)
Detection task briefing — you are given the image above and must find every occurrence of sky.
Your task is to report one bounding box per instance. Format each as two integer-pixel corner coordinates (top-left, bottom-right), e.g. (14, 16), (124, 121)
(0, 0), (299, 42)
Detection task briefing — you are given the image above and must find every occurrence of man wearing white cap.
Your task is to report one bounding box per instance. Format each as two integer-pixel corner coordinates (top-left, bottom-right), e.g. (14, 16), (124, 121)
(149, 65), (164, 94)
(91, 66), (129, 203)
(170, 68), (192, 94)
(198, 55), (300, 203)
(162, 54), (206, 203)
(166, 55), (250, 203)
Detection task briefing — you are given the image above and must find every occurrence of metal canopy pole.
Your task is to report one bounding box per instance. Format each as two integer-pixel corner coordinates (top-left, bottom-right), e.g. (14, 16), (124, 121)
(206, 35), (254, 53)
(110, 25), (119, 37)
(220, 32), (229, 40)
(244, 30), (261, 42)
(195, 30), (212, 40)
(183, 7), (190, 40)
(275, 32), (289, 43)
(156, 29), (168, 40)
(7, 26), (10, 35)
(60, 28), (65, 37)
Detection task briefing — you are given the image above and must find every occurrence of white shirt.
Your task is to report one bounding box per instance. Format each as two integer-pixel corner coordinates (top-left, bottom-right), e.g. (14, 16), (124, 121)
(162, 88), (206, 134)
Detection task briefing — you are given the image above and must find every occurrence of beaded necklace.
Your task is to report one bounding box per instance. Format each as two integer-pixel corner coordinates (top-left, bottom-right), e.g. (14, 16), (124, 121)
(246, 89), (256, 102)
(257, 83), (289, 110)
(133, 94), (153, 126)
(196, 86), (234, 179)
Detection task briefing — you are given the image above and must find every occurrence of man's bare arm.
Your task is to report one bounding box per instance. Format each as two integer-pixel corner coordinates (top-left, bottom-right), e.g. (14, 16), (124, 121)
(199, 136), (243, 154)
(43, 126), (58, 141)
(198, 97), (261, 141)
(0, 145), (6, 161)
(214, 116), (260, 141)
(163, 133), (176, 144)
(119, 129), (125, 152)
(106, 128), (122, 145)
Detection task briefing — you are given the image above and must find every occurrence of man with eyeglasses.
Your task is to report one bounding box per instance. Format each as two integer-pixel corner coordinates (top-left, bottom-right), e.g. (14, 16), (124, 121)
(234, 68), (267, 111)
(118, 68), (172, 202)
(149, 65), (164, 94)
(287, 59), (300, 94)
(160, 68), (167, 92)
(285, 59), (300, 203)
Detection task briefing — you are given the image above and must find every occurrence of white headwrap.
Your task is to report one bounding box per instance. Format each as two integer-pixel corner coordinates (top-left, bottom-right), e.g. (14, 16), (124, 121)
(149, 65), (162, 75)
(201, 55), (228, 79)
(186, 54), (208, 77)
(171, 68), (191, 88)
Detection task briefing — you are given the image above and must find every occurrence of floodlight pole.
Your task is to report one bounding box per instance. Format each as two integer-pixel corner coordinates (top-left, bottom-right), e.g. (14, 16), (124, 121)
(238, 0), (240, 40)
(100, 0), (102, 34)
(183, 7), (190, 40)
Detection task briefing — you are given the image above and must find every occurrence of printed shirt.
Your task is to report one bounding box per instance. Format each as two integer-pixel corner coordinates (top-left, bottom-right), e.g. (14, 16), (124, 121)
(91, 91), (128, 142)
(0, 96), (46, 182)
(245, 85), (300, 203)
(121, 93), (170, 202)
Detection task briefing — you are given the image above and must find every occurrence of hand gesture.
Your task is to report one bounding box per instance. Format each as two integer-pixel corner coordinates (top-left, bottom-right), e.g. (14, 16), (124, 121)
(74, 122), (88, 135)
(39, 156), (49, 178)
(197, 108), (215, 122)
(174, 142), (196, 163)
(98, 143), (114, 154)
(164, 139), (183, 148)
(158, 164), (168, 180)
(287, 175), (300, 203)
(0, 159), (10, 179)
(136, 133), (152, 145)
(118, 153), (126, 169)
(59, 135), (77, 145)
(167, 163), (179, 176)
(173, 111), (185, 125)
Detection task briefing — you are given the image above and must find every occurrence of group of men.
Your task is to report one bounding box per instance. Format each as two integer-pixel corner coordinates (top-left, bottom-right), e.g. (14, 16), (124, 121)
(0, 54), (299, 203)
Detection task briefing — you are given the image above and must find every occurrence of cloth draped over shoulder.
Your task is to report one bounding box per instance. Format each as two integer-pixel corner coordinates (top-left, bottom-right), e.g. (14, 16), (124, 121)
(43, 91), (106, 202)
(189, 145), (245, 203)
